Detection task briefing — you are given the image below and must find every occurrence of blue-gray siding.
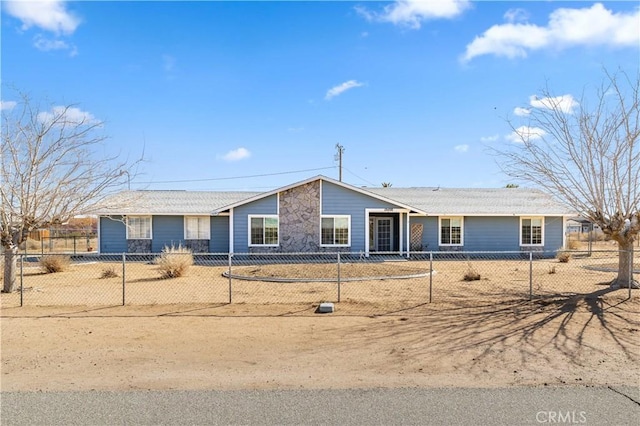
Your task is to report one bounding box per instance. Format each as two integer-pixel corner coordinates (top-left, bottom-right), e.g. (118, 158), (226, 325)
(100, 215), (232, 254)
(322, 181), (403, 252)
(151, 216), (184, 252)
(232, 195), (278, 251)
(99, 216), (127, 253)
(410, 216), (564, 253)
(210, 216), (230, 253)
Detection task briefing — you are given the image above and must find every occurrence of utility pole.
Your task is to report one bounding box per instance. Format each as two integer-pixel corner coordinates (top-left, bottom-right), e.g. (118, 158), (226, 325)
(335, 143), (345, 182)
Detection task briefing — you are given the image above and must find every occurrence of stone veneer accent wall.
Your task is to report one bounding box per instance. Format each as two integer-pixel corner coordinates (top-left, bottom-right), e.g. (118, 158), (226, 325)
(185, 239), (209, 253)
(127, 239), (151, 253)
(278, 180), (321, 252)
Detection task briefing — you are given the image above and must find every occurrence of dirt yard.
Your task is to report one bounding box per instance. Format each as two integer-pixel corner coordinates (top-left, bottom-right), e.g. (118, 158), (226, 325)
(2, 248), (638, 392)
(1, 291), (638, 392)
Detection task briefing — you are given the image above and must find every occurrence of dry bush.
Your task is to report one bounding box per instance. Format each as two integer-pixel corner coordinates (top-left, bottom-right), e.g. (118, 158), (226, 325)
(155, 244), (194, 279)
(39, 255), (71, 273)
(567, 239), (581, 250)
(557, 251), (571, 263)
(548, 265), (557, 274)
(463, 262), (481, 281)
(100, 265), (119, 279)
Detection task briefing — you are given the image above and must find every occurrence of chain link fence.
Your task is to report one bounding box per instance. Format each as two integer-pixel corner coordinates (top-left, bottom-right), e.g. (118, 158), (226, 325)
(20, 236), (98, 256)
(1, 250), (637, 310)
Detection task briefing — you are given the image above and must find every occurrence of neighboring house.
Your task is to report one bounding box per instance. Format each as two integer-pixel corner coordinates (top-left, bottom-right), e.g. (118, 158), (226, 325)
(96, 175), (571, 256)
(566, 216), (601, 234)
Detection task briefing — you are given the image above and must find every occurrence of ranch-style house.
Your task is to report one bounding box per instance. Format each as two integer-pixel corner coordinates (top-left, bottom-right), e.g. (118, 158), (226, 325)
(97, 175), (571, 256)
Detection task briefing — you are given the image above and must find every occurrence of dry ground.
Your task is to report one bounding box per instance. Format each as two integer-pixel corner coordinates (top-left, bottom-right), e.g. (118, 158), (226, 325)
(1, 247), (638, 392)
(2, 291), (639, 392)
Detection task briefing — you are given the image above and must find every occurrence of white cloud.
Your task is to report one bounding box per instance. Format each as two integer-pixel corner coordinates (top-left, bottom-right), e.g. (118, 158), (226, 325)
(454, 144), (469, 153)
(529, 94), (578, 114)
(0, 101), (17, 111)
(504, 8), (529, 24)
(513, 107), (530, 117)
(356, 0), (470, 29)
(507, 126), (546, 143)
(220, 147), (251, 162)
(4, 0), (80, 35)
(37, 106), (99, 126)
(462, 3), (640, 62)
(33, 34), (77, 56)
(480, 134), (499, 143)
(325, 80), (364, 100)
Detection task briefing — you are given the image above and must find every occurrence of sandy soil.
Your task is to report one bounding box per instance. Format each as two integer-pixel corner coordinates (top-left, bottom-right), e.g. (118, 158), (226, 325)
(2, 292), (638, 392)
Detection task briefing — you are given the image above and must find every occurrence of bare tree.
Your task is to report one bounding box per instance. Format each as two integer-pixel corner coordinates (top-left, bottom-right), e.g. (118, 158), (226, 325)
(381, 182), (393, 187)
(495, 69), (639, 288)
(1, 91), (136, 293)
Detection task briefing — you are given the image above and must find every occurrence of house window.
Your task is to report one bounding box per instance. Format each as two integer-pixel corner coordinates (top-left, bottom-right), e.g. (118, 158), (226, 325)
(127, 216), (151, 239)
(439, 217), (463, 245)
(249, 216), (279, 246)
(184, 216), (210, 240)
(521, 217), (543, 245)
(321, 216), (350, 246)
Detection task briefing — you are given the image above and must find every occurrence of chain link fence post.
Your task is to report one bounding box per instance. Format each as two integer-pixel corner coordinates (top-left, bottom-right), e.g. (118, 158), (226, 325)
(122, 253), (126, 306)
(629, 249), (633, 299)
(529, 251), (533, 301)
(228, 253), (233, 304)
(20, 253), (24, 307)
(429, 251), (433, 303)
(337, 252), (341, 302)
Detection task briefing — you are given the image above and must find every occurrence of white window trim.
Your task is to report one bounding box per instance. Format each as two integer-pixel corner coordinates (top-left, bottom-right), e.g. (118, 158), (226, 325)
(520, 216), (545, 246)
(438, 216), (464, 246)
(320, 215), (351, 247)
(248, 214), (279, 247)
(126, 215), (152, 240)
(184, 216), (211, 240)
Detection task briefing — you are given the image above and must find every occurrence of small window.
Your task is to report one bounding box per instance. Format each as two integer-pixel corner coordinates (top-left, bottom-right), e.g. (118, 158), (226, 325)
(127, 216), (151, 239)
(185, 216), (210, 240)
(440, 217), (463, 245)
(321, 216), (350, 246)
(521, 217), (543, 245)
(249, 216), (279, 246)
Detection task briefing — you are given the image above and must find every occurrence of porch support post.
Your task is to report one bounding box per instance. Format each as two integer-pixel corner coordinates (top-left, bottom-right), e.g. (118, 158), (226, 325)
(364, 209), (370, 257)
(406, 213), (411, 258)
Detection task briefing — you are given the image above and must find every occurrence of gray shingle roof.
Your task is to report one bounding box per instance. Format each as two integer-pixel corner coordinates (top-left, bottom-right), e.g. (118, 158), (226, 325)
(96, 190), (261, 215)
(364, 187), (571, 215)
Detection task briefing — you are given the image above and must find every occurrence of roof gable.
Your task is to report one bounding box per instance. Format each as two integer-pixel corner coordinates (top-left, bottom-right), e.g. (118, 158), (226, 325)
(212, 175), (426, 214)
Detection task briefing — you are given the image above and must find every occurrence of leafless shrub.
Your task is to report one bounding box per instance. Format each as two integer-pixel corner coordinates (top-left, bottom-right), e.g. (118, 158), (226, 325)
(155, 244), (194, 279)
(463, 261), (481, 281)
(567, 240), (581, 250)
(39, 255), (71, 273)
(557, 251), (571, 263)
(100, 265), (119, 279)
(548, 265), (557, 274)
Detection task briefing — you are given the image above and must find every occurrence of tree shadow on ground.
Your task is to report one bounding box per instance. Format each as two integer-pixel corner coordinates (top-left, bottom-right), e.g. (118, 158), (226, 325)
(345, 287), (640, 374)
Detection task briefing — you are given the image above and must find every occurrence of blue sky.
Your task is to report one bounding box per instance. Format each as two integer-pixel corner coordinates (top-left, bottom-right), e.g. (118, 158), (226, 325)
(2, 1), (638, 191)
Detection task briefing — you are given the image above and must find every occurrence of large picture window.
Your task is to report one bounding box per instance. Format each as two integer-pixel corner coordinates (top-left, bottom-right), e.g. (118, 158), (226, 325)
(321, 216), (350, 246)
(521, 217), (543, 245)
(184, 216), (210, 240)
(249, 216), (279, 246)
(439, 217), (463, 246)
(127, 216), (151, 239)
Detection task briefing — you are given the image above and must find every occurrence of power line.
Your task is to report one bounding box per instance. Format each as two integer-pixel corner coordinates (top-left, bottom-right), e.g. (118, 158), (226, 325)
(343, 167), (377, 187)
(133, 166), (336, 185)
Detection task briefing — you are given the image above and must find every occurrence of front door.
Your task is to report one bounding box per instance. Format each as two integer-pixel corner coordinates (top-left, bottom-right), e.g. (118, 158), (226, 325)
(370, 217), (394, 252)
